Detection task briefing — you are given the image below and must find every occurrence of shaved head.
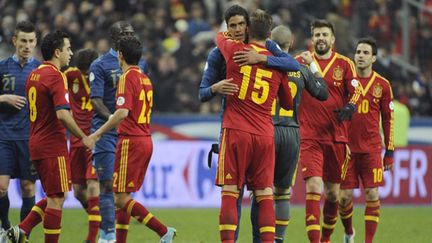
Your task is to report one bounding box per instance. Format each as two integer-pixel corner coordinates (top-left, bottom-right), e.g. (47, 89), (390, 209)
(109, 21), (134, 50)
(271, 25), (292, 51)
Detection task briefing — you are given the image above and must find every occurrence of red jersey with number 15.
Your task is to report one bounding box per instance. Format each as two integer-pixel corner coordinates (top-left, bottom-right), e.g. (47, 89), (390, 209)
(298, 52), (360, 143)
(216, 32), (293, 136)
(115, 66), (152, 137)
(349, 71), (394, 153)
(26, 62), (70, 160)
(65, 67), (93, 147)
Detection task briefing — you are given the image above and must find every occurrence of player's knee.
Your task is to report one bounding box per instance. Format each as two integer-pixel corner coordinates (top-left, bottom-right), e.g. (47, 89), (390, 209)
(339, 190), (353, 206)
(365, 187), (379, 201)
(306, 177), (322, 193)
(325, 190), (339, 202)
(274, 187), (291, 195)
(99, 180), (113, 193)
(87, 180), (100, 197)
(254, 187), (273, 197)
(0, 189), (7, 197)
(20, 181), (35, 197)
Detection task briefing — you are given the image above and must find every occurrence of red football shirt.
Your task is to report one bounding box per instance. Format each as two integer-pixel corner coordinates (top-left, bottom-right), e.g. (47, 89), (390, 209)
(26, 62), (70, 160)
(298, 52), (360, 142)
(115, 66), (152, 137)
(349, 71), (394, 153)
(65, 67), (93, 147)
(216, 32), (292, 136)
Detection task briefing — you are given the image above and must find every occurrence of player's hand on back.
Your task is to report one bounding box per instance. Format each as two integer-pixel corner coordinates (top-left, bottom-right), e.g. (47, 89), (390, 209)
(211, 78), (239, 95)
(299, 51), (314, 65)
(0, 94), (27, 110)
(233, 47), (266, 66)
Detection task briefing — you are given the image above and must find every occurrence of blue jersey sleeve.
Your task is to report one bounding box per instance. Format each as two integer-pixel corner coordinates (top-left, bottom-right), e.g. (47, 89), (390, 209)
(139, 59), (150, 75)
(265, 39), (300, 71)
(89, 60), (104, 99)
(199, 48), (225, 102)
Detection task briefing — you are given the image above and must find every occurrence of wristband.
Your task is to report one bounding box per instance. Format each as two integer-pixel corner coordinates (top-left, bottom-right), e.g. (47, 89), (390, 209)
(309, 62), (319, 74)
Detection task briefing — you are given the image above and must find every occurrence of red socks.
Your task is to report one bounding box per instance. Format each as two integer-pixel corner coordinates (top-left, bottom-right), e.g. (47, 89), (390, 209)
(365, 200), (380, 243)
(19, 198), (47, 234)
(305, 193), (321, 243)
(86, 197), (100, 243)
(320, 199), (338, 242)
(43, 208), (62, 243)
(256, 195), (275, 243)
(116, 208), (130, 243)
(339, 201), (354, 235)
(123, 199), (167, 237)
(219, 191), (238, 243)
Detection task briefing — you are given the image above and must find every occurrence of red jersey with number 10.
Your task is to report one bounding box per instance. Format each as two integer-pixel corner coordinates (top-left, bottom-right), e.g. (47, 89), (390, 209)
(115, 66), (152, 137)
(26, 62), (70, 160)
(349, 71), (394, 153)
(298, 52), (360, 143)
(65, 67), (93, 147)
(216, 32), (293, 136)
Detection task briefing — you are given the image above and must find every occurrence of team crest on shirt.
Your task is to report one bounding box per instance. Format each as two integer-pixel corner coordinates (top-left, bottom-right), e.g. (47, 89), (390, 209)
(117, 96), (125, 106)
(372, 83), (383, 98)
(72, 80), (79, 94)
(389, 101), (394, 110)
(89, 72), (95, 82)
(332, 66), (343, 81)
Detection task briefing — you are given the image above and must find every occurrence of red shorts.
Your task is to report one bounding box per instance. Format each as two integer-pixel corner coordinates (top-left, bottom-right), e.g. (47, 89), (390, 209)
(113, 136), (152, 193)
(70, 146), (97, 185)
(33, 155), (71, 196)
(215, 128), (275, 190)
(300, 139), (348, 183)
(341, 152), (384, 189)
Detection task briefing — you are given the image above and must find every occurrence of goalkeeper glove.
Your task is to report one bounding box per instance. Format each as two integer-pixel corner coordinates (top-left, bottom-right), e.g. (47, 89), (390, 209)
(334, 103), (356, 122)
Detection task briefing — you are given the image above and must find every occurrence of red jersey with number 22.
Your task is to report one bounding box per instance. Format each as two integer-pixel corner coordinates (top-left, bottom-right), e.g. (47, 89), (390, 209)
(115, 66), (152, 137)
(216, 32), (293, 136)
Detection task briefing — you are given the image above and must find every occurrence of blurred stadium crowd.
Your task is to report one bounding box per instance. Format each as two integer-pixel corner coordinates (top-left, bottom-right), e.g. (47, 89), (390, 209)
(0, 0), (431, 116)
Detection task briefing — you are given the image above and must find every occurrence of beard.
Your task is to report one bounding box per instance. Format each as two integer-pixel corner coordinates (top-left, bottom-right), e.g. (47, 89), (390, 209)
(314, 42), (331, 55)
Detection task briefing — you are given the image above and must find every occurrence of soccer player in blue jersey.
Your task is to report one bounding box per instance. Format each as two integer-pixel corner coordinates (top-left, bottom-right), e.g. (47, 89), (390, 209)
(198, 5), (300, 241)
(89, 21), (149, 243)
(0, 21), (40, 241)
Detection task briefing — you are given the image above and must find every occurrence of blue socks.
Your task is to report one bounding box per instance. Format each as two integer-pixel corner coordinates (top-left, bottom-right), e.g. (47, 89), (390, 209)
(21, 196), (35, 222)
(0, 193), (11, 230)
(99, 192), (115, 234)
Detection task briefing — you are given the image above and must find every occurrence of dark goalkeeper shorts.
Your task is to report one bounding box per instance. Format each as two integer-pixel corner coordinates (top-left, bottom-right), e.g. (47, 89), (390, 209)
(273, 126), (300, 188)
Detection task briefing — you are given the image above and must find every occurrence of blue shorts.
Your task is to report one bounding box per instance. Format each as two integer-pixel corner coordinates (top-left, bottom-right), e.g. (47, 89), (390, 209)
(93, 134), (117, 181)
(0, 140), (38, 181)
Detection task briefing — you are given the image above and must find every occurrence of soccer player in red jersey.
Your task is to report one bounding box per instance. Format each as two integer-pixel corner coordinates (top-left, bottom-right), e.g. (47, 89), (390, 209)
(64, 49), (100, 243)
(297, 19), (361, 243)
(339, 38), (394, 243)
(215, 10), (293, 243)
(6, 30), (94, 243)
(89, 36), (176, 243)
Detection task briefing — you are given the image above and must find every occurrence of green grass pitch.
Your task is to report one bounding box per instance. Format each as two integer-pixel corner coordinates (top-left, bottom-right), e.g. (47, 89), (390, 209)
(9, 206), (432, 242)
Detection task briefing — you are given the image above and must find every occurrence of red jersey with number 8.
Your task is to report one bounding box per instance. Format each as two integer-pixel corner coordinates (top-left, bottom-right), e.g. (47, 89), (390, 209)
(216, 32), (293, 136)
(26, 62), (70, 160)
(115, 66), (152, 137)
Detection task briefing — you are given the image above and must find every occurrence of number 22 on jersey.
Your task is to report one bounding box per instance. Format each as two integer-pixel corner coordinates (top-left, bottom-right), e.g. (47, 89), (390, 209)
(138, 89), (153, 124)
(272, 81), (298, 117)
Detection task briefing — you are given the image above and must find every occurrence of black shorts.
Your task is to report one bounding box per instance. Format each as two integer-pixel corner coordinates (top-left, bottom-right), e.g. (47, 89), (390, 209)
(273, 126), (299, 188)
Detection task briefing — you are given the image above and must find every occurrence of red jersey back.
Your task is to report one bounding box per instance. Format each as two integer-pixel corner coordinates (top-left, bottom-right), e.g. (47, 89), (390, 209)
(349, 71), (394, 153)
(65, 67), (93, 147)
(115, 67), (152, 137)
(216, 32), (292, 136)
(26, 62), (70, 160)
(298, 52), (360, 142)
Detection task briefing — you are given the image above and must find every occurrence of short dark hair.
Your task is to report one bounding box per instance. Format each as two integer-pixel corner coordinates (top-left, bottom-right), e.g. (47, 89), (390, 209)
(41, 30), (70, 61)
(14, 21), (36, 36)
(310, 19), (334, 35)
(74, 49), (98, 72)
(109, 21), (134, 44)
(118, 36), (142, 65)
(356, 37), (377, 56)
(248, 9), (272, 40)
(224, 4), (250, 26)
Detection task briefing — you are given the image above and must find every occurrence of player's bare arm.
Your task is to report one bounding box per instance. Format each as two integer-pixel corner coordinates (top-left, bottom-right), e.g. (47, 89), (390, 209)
(56, 109), (94, 149)
(91, 97), (112, 120)
(90, 108), (128, 142)
(210, 78), (239, 95)
(0, 94), (27, 110)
